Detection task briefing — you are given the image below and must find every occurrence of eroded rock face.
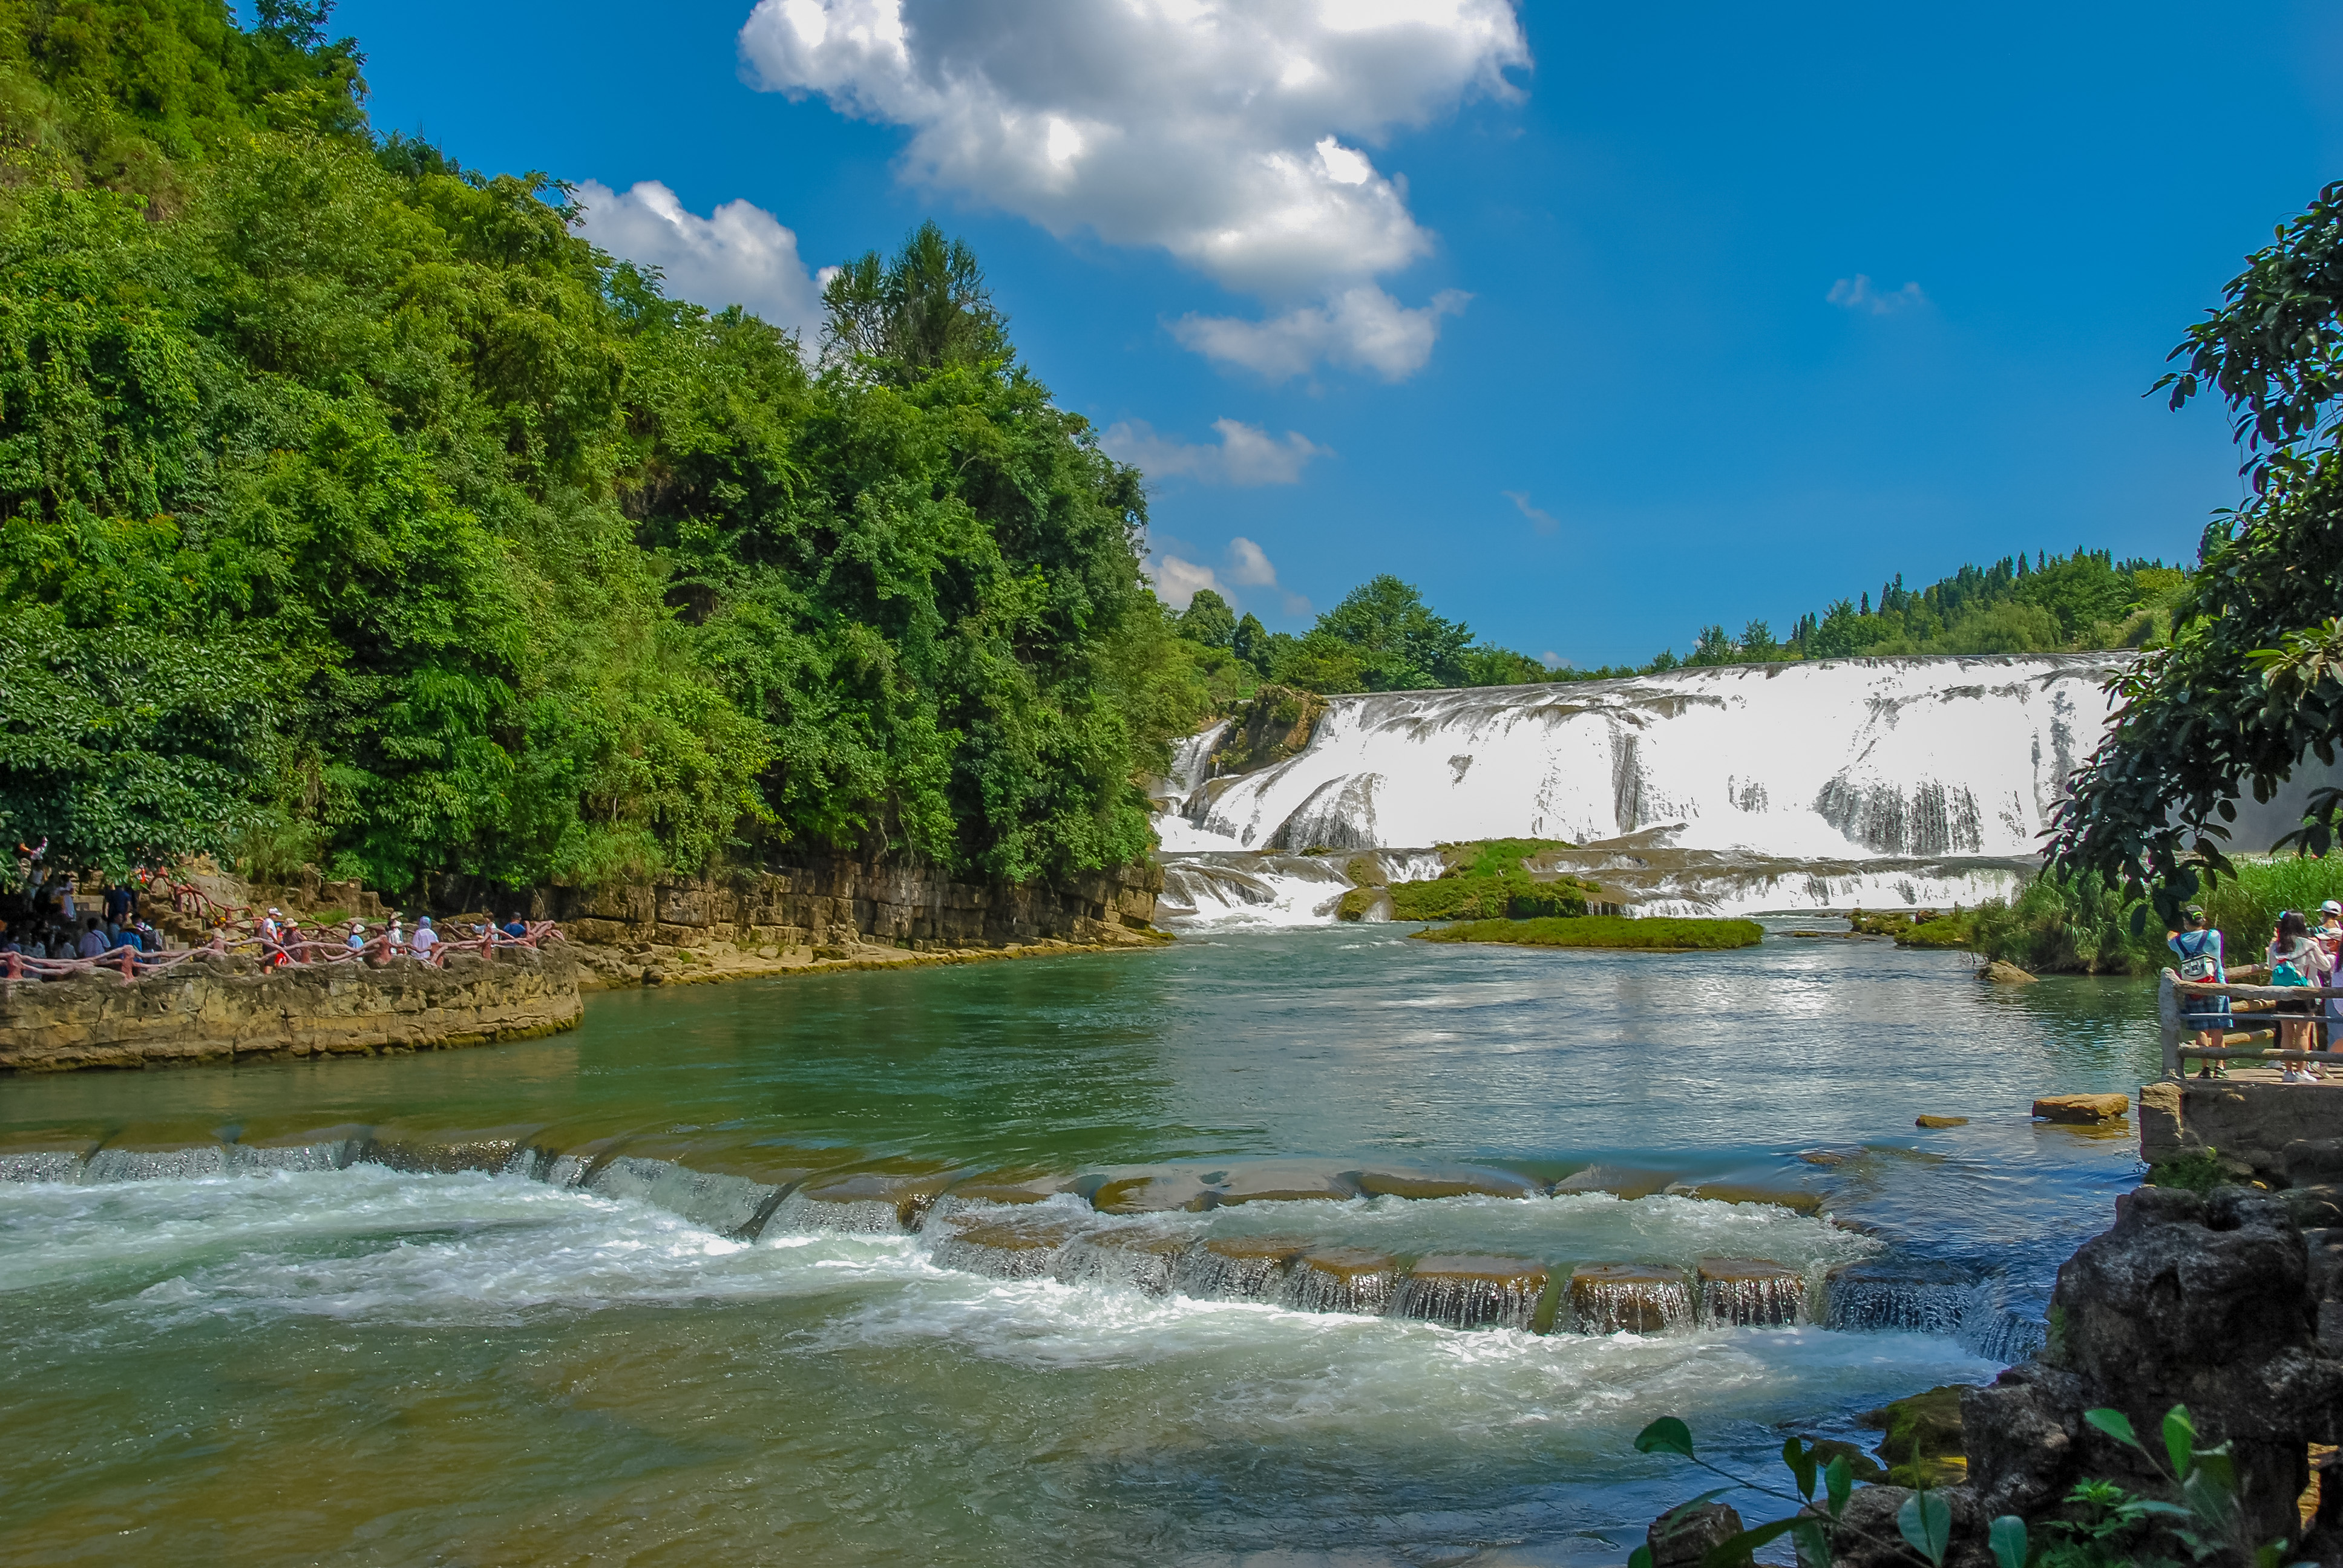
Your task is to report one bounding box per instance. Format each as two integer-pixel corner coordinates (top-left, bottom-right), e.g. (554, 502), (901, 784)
(1964, 1186), (2343, 1550)
(0, 948), (583, 1071)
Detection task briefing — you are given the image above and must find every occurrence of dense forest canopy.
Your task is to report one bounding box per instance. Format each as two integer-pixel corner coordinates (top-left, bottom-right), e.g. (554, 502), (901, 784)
(0, 1), (1196, 894)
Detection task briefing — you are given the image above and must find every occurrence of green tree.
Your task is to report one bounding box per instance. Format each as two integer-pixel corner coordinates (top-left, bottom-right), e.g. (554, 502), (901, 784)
(1176, 588), (1236, 648)
(2055, 180), (2343, 901)
(1306, 574), (1473, 690)
(1231, 610), (1271, 675)
(820, 220), (1012, 385)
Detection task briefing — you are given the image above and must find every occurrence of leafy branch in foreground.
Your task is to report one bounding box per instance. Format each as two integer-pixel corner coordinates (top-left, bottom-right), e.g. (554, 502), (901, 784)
(2077, 1405), (2309, 1568)
(1625, 1403), (2307, 1568)
(1625, 1416), (2003, 1568)
(2052, 181), (2343, 920)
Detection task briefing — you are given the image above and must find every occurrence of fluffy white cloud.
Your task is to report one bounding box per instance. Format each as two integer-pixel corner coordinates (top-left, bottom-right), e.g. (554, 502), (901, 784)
(1147, 555), (1224, 610)
(1146, 535), (1308, 616)
(1827, 274), (1927, 316)
(1102, 417), (1331, 485)
(1172, 284), (1468, 382)
(575, 180), (831, 340)
(1540, 650), (1566, 669)
(739, 0), (1524, 376)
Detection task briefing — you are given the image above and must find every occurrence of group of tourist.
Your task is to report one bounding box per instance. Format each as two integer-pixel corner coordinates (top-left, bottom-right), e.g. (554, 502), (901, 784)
(0, 863), (163, 969)
(256, 908), (534, 966)
(2169, 901), (2343, 1080)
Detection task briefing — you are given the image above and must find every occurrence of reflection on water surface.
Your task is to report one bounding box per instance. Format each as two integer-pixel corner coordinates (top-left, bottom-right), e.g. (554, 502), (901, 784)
(0, 924), (2149, 1565)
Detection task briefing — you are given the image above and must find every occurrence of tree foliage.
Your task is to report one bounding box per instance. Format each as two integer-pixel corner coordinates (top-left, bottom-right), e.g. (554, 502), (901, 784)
(2053, 181), (2343, 910)
(0, 3), (1175, 891)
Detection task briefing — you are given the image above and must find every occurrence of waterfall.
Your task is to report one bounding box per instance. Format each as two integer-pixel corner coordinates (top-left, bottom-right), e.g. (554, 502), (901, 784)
(1153, 655), (2145, 926)
(1170, 656), (2124, 857)
(1154, 853), (1354, 929)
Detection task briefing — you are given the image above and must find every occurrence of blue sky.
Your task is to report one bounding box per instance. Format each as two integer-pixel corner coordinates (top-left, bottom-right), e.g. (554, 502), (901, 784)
(336, 0), (2343, 667)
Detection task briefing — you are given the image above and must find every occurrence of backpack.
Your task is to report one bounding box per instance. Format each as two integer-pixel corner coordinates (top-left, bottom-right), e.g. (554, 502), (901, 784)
(2274, 946), (2313, 987)
(2177, 931), (2220, 982)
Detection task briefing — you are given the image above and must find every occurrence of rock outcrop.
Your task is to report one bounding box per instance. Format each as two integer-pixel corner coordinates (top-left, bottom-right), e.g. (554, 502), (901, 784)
(2141, 1078), (2343, 1183)
(1963, 1186), (2343, 1555)
(1, 947), (582, 1071)
(516, 852), (1162, 955)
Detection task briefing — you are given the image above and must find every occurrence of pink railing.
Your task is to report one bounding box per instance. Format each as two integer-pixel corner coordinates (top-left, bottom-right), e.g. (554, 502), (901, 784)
(1, 921), (565, 984)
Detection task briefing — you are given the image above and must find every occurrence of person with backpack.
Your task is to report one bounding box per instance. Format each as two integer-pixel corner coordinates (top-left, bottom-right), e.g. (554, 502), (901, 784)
(2168, 906), (2231, 1075)
(2268, 910), (2333, 1081)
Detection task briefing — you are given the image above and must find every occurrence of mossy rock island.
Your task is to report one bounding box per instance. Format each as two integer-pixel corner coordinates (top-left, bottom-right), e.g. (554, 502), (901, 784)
(1413, 916), (1765, 952)
(1339, 837), (1604, 922)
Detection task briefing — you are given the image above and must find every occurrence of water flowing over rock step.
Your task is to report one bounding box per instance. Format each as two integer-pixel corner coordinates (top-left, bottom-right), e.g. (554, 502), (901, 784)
(0, 1129), (1832, 1217)
(0, 1126), (2048, 1345)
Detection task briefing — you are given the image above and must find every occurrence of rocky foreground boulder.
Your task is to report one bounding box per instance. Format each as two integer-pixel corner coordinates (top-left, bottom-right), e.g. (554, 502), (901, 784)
(1958, 1185), (2343, 1560)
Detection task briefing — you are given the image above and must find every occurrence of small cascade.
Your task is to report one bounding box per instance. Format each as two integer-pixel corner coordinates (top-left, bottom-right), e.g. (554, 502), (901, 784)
(1568, 1264), (1695, 1334)
(227, 1138), (364, 1175)
(361, 1129), (538, 1176)
(583, 1156), (780, 1239)
(0, 1149), (85, 1182)
(765, 1189), (912, 1235)
(83, 1145), (231, 1183)
(1178, 1235), (1308, 1299)
(1823, 1258), (1978, 1337)
(1696, 1257), (1806, 1327)
(0, 1129), (2042, 1358)
(928, 1214), (1096, 1280)
(1051, 1227), (1188, 1295)
(1283, 1247), (1400, 1315)
(1394, 1255), (1550, 1330)
(1154, 855), (1352, 930)
(1962, 1306), (2048, 1363)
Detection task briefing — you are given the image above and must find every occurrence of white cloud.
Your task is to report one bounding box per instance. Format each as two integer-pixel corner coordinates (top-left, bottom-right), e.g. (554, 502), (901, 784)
(575, 179), (831, 340)
(1827, 274), (1927, 316)
(1172, 285), (1469, 382)
(1145, 535), (1308, 617)
(1147, 554), (1224, 610)
(1541, 650), (1567, 668)
(1503, 488), (1558, 535)
(739, 0), (1524, 377)
(1225, 536), (1279, 587)
(1101, 417), (1331, 485)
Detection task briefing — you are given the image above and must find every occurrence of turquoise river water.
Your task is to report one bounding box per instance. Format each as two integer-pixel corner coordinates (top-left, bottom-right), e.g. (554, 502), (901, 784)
(0, 922), (2154, 1566)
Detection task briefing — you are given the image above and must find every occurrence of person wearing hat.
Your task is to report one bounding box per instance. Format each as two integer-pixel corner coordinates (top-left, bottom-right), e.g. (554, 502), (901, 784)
(346, 920), (367, 954)
(2168, 905), (2232, 1074)
(410, 915), (439, 960)
(2321, 901), (2343, 1051)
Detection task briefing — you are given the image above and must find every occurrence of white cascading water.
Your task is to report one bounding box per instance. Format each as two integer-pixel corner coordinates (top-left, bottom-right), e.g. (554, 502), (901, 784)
(1155, 654), (2129, 928)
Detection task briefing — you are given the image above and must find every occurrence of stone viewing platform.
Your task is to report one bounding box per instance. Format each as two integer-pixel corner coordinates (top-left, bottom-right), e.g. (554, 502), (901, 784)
(0, 946), (583, 1071)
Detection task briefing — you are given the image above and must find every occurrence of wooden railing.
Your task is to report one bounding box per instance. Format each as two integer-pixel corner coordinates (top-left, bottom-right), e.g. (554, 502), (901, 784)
(2157, 969), (2343, 1077)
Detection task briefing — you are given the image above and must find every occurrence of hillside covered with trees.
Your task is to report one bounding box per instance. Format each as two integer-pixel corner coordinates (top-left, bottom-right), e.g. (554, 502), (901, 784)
(1170, 547), (2189, 702)
(0, 0), (1199, 896)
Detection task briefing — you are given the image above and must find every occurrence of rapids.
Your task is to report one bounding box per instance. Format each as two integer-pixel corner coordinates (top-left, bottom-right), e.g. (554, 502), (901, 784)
(1, 926), (2150, 1564)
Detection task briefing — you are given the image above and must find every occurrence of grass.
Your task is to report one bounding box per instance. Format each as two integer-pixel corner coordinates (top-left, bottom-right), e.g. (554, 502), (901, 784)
(1340, 837), (1599, 923)
(1959, 855), (2343, 976)
(1414, 915), (1765, 951)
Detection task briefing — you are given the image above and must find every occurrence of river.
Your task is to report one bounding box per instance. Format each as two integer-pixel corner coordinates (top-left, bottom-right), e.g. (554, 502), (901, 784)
(0, 922), (2150, 1565)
